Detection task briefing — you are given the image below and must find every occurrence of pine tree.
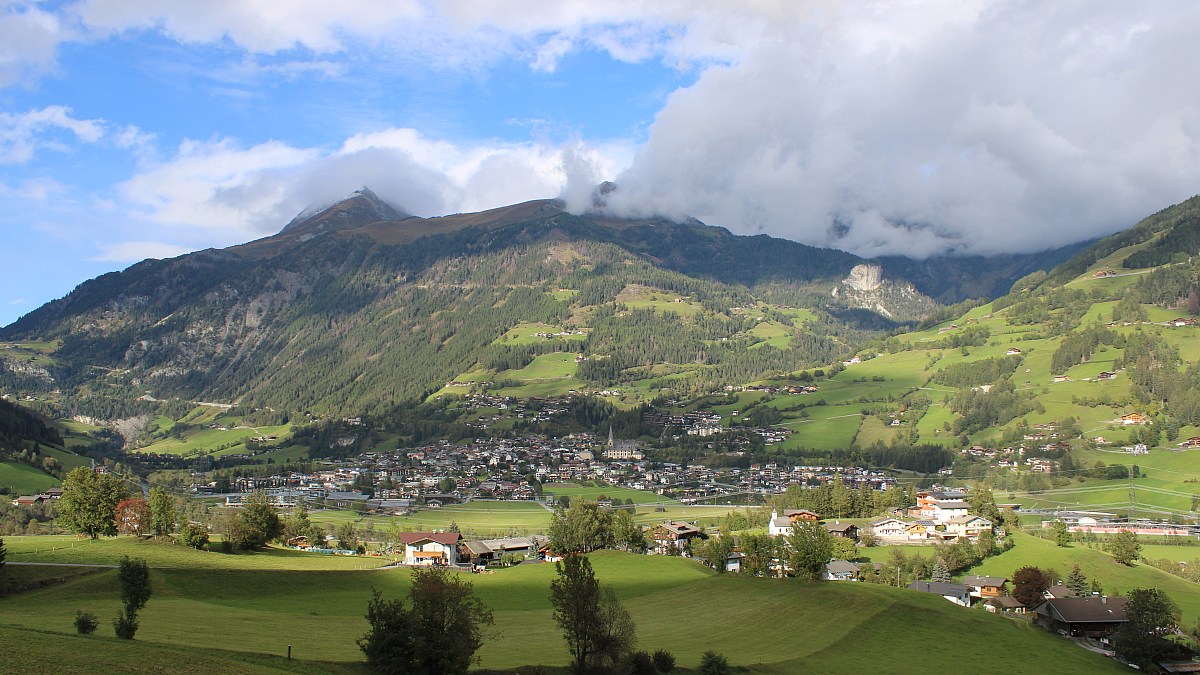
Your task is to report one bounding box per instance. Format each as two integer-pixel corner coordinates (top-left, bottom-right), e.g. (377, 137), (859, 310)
(931, 558), (951, 583)
(1066, 564), (1088, 597)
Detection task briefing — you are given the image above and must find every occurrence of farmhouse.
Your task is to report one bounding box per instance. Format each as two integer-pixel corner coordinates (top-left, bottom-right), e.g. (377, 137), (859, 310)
(907, 581), (972, 607)
(961, 575), (1007, 600)
(1034, 596), (1127, 638)
(824, 560), (860, 581)
(400, 531), (462, 566)
(824, 521), (859, 540)
(945, 514), (993, 540)
(870, 517), (906, 539)
(1120, 412), (1150, 426)
(650, 521), (706, 554)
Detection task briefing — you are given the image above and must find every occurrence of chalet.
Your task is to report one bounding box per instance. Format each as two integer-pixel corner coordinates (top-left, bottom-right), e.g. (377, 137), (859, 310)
(1034, 596), (1127, 638)
(824, 560), (860, 581)
(985, 596), (1027, 615)
(1096, 371), (1117, 381)
(961, 575), (1008, 600)
(401, 531), (462, 566)
(1121, 412), (1150, 426)
(870, 517), (907, 539)
(824, 521), (859, 540)
(11, 494), (46, 506)
(783, 509), (820, 522)
(1053, 375), (1072, 383)
(651, 521), (706, 554)
(725, 551), (744, 574)
(1006, 348), (1022, 356)
(907, 581), (971, 607)
(945, 514), (993, 539)
(1180, 437), (1200, 449)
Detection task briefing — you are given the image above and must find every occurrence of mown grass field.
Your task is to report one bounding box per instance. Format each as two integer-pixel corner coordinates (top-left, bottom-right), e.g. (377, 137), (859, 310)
(1, 542), (1123, 673)
(310, 501), (553, 537)
(0, 460), (60, 493)
(132, 423), (293, 456)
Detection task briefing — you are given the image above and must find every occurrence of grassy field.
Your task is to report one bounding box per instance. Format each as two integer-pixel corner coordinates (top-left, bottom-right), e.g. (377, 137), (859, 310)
(543, 483), (676, 506)
(1, 542), (1123, 673)
(311, 501), (553, 537)
(4, 536), (393, 570)
(0, 460), (60, 494)
(966, 532), (1200, 624)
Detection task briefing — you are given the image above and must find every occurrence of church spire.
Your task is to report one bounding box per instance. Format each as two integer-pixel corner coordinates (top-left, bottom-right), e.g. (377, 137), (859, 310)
(608, 425), (615, 447)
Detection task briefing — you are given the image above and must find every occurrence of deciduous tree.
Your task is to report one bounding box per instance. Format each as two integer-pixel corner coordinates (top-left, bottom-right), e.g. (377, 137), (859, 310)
(788, 520), (833, 581)
(1110, 529), (1142, 566)
(550, 554), (637, 673)
(1012, 566), (1051, 609)
(147, 487), (176, 537)
(1115, 588), (1185, 670)
(116, 498), (151, 537)
(548, 499), (613, 554)
(1050, 519), (1072, 547)
(113, 556), (151, 639)
(59, 467), (128, 539)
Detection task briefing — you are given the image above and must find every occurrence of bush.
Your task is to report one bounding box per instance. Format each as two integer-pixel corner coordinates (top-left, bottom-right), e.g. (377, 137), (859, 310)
(74, 610), (99, 635)
(651, 649), (676, 673)
(699, 651), (730, 675)
(626, 650), (655, 675)
(113, 611), (138, 639)
(178, 523), (209, 550)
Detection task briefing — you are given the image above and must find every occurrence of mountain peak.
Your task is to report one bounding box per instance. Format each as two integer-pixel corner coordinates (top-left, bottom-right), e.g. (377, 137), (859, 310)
(281, 187), (408, 234)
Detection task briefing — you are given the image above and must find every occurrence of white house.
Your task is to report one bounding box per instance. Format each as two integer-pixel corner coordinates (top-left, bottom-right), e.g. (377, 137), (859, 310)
(945, 514), (993, 539)
(932, 500), (970, 523)
(870, 517), (907, 539)
(768, 511), (793, 537)
(401, 531), (462, 566)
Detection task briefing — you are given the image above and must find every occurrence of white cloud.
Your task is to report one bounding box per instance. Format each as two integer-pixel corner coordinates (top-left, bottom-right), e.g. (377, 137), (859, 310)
(93, 241), (190, 263)
(117, 129), (634, 242)
(0, 106), (106, 164)
(0, 1), (70, 86)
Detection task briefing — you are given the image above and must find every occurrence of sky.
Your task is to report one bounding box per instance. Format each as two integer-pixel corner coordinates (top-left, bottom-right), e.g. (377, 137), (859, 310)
(2, 1), (1200, 327)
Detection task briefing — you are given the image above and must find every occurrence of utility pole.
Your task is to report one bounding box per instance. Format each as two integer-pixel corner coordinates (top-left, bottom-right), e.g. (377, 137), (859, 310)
(1128, 467), (1136, 522)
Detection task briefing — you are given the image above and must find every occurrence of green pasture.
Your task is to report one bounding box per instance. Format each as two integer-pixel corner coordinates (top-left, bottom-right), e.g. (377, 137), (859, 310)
(0, 460), (61, 494)
(778, 404), (862, 451)
(0, 545), (1121, 673)
(132, 423), (292, 456)
(494, 322), (586, 346)
(853, 416), (904, 447)
(748, 321), (793, 349)
(312, 501), (553, 537)
(967, 532), (1200, 625)
(1139, 543), (1200, 563)
(543, 483), (675, 506)
(4, 536), (391, 570)
(496, 352), (579, 381)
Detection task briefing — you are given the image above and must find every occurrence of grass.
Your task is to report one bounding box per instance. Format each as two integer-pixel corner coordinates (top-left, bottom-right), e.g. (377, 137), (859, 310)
(0, 460), (60, 494)
(1, 544), (1123, 673)
(132, 423), (293, 456)
(966, 532), (1200, 624)
(311, 502), (553, 537)
(497, 352), (579, 380)
(4, 536), (392, 570)
(543, 483), (677, 506)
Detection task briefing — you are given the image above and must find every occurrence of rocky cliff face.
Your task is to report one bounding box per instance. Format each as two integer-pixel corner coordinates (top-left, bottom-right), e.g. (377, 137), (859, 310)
(831, 264), (937, 321)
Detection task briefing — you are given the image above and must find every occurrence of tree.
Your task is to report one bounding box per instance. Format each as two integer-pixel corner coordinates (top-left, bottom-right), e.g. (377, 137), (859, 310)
(1115, 588), (1185, 670)
(358, 568), (494, 674)
(548, 499), (613, 554)
(1066, 564), (1089, 597)
(698, 535), (734, 573)
(1012, 566), (1051, 609)
(58, 466), (128, 539)
(739, 532), (776, 577)
(968, 483), (1001, 524)
(147, 487), (176, 537)
(931, 558), (951, 583)
(1110, 529), (1142, 566)
(550, 554), (636, 673)
(1050, 520), (1071, 547)
(651, 649), (676, 673)
(830, 536), (858, 562)
(116, 498), (151, 536)
(612, 508), (645, 553)
(114, 556), (151, 639)
(223, 490), (282, 550)
(788, 520), (833, 581)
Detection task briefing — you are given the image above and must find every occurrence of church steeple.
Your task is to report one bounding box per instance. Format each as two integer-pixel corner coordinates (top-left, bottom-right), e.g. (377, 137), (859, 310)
(608, 425), (615, 447)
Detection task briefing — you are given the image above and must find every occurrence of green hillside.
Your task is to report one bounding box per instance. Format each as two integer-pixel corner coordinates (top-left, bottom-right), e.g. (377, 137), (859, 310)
(1, 540), (1122, 673)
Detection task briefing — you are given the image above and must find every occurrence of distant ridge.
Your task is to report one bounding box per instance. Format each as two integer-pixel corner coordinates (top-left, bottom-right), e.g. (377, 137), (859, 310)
(281, 187), (409, 234)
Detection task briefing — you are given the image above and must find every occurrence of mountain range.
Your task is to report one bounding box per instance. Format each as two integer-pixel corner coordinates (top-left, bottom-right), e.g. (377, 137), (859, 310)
(0, 187), (1111, 420)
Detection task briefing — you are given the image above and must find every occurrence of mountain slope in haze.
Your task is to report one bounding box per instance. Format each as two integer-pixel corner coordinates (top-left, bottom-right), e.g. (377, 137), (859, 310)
(0, 190), (1082, 419)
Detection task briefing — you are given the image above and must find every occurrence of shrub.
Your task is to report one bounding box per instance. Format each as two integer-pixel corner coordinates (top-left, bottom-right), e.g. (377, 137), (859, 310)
(651, 649), (676, 673)
(74, 610), (99, 635)
(699, 651), (730, 675)
(178, 523), (209, 550)
(113, 611), (138, 640)
(626, 650), (655, 675)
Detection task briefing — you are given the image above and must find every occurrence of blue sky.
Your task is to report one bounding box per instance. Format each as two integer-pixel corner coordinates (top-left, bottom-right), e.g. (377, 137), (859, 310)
(3, 1), (1200, 327)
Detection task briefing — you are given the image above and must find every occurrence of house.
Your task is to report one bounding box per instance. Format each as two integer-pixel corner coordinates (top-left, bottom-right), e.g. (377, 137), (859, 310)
(1121, 412), (1150, 426)
(931, 500), (970, 523)
(1034, 596), (1128, 638)
(907, 581), (971, 607)
(1006, 348), (1022, 356)
(985, 596), (1027, 615)
(1096, 371), (1117, 380)
(825, 560), (860, 581)
(725, 551), (744, 574)
(400, 531), (462, 566)
(650, 521), (706, 554)
(783, 509), (820, 523)
(945, 514), (993, 539)
(870, 517), (907, 538)
(1180, 437), (1200, 449)
(961, 575), (1008, 599)
(824, 521), (859, 540)
(11, 494), (47, 506)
